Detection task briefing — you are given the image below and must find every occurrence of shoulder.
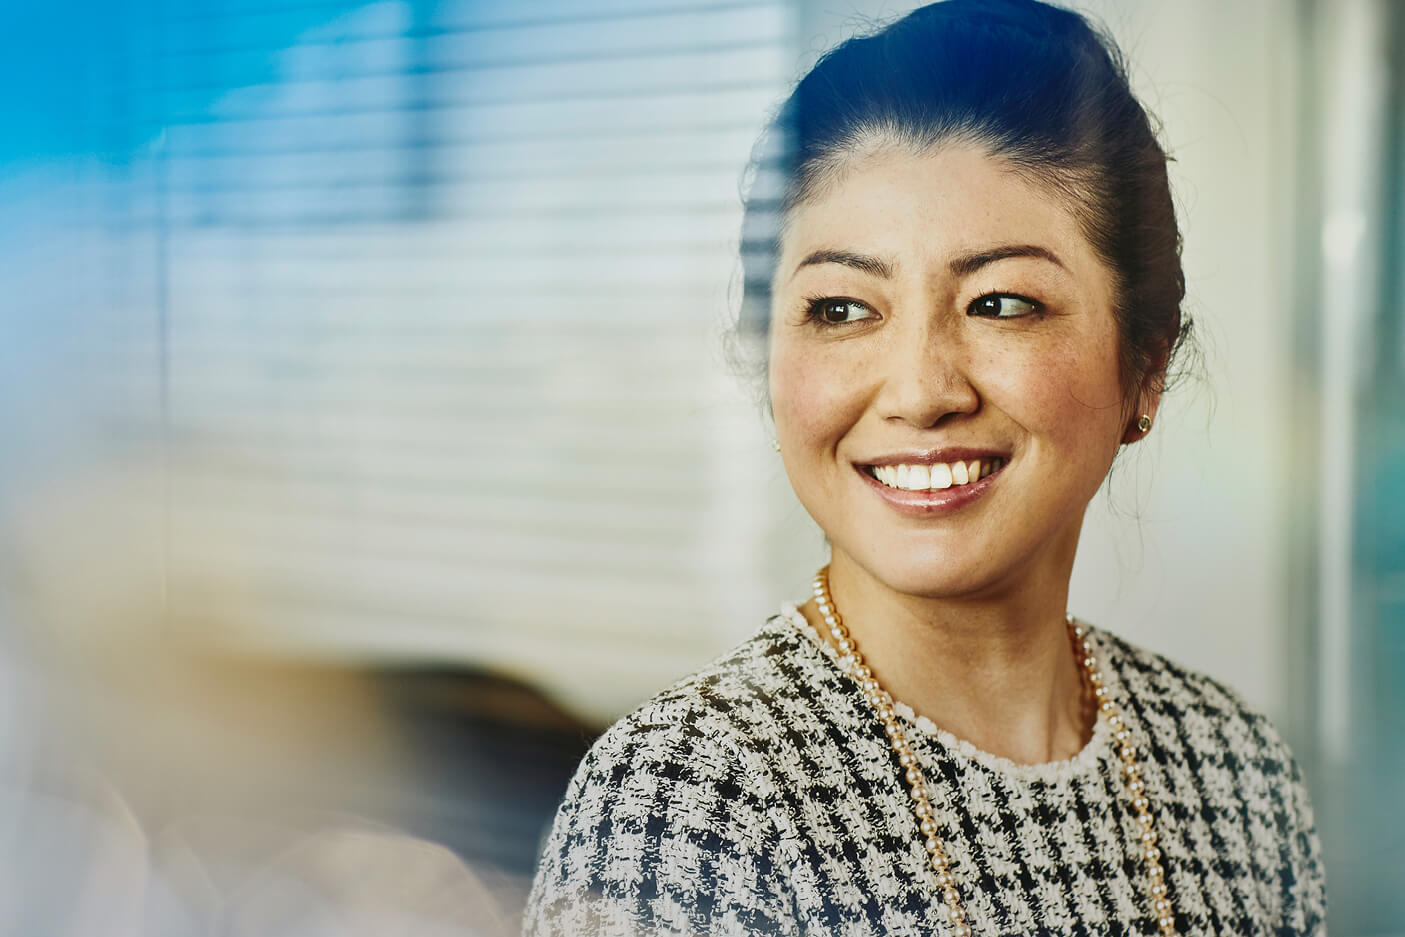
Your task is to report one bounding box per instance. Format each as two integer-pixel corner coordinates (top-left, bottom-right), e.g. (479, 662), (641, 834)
(1091, 626), (1308, 786)
(592, 612), (832, 765)
(544, 612), (839, 833)
(522, 616), (817, 937)
(1091, 626), (1293, 761)
(1091, 626), (1326, 931)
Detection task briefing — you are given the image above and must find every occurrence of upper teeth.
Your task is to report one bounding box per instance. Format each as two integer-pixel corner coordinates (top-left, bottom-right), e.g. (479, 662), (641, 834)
(871, 459), (1002, 491)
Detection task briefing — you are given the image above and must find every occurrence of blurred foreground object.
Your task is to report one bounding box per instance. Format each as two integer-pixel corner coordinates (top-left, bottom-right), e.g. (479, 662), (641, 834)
(0, 461), (591, 935)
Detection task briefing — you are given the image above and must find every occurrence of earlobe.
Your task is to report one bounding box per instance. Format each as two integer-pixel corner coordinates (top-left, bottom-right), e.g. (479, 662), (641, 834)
(1121, 392), (1161, 444)
(1121, 374), (1164, 444)
(1121, 414), (1151, 445)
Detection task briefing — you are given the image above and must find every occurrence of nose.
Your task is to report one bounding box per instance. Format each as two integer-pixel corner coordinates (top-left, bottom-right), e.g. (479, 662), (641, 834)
(873, 319), (980, 429)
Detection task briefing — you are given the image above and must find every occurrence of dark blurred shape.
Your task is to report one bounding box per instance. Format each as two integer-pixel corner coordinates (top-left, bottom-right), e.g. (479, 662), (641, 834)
(373, 666), (599, 910)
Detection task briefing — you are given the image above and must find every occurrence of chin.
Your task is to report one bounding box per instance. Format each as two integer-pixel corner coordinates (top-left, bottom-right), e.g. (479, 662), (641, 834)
(845, 547), (1005, 602)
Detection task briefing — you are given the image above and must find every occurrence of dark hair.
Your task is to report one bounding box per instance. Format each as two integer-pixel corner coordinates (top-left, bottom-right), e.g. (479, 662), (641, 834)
(735, 0), (1190, 405)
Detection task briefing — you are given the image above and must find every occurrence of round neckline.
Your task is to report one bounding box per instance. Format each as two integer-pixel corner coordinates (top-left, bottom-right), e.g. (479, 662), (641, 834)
(777, 602), (1115, 785)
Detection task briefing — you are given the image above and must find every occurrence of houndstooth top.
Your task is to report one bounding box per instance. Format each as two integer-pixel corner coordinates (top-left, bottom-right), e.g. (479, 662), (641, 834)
(523, 606), (1326, 936)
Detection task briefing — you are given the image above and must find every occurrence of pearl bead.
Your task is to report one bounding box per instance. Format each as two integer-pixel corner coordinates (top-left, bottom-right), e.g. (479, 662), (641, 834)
(952, 924), (972, 937)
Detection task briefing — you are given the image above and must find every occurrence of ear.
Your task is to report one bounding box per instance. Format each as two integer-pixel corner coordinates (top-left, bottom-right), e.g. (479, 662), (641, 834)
(1120, 377), (1164, 445)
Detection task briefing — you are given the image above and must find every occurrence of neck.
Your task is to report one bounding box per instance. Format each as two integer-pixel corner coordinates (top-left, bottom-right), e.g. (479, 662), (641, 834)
(804, 555), (1095, 766)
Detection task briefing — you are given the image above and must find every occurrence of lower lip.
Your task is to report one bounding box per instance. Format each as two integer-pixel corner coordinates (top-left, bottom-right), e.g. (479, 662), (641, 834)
(857, 464), (1004, 517)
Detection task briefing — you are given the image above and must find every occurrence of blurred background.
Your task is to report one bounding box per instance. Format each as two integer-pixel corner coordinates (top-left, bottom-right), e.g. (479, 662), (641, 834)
(0, 0), (1400, 933)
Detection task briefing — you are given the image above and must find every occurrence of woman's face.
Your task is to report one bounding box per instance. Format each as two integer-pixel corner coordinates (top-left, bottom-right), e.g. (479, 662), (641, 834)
(769, 144), (1154, 600)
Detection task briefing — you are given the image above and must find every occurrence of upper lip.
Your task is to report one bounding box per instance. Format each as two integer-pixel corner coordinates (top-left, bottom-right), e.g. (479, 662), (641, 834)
(858, 447), (1010, 466)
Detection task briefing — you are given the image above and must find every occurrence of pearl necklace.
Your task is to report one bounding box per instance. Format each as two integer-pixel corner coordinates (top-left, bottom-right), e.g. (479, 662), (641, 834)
(811, 567), (1176, 936)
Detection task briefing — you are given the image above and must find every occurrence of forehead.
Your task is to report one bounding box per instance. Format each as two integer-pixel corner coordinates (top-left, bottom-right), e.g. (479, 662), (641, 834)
(777, 144), (1107, 289)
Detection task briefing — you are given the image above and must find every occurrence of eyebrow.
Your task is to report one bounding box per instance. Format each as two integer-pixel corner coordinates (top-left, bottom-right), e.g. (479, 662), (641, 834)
(791, 249), (895, 281)
(790, 243), (1065, 282)
(948, 244), (1066, 276)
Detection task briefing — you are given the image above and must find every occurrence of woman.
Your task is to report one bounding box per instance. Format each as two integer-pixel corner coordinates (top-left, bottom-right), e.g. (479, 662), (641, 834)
(524, 1), (1326, 934)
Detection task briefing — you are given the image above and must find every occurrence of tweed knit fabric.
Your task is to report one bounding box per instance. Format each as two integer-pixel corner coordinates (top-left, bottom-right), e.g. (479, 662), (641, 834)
(523, 606), (1326, 937)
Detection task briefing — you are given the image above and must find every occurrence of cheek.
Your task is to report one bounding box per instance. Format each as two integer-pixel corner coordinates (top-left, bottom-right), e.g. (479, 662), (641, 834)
(976, 333), (1126, 443)
(768, 340), (856, 447)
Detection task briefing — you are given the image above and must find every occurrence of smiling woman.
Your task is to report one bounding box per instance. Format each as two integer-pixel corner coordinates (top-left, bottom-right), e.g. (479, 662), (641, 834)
(523, 1), (1326, 935)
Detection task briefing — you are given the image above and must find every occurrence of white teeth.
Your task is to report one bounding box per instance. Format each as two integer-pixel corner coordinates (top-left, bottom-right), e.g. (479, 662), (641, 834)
(870, 458), (1004, 491)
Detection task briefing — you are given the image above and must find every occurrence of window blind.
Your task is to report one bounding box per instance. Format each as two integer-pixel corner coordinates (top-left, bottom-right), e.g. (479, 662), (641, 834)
(128, 0), (803, 723)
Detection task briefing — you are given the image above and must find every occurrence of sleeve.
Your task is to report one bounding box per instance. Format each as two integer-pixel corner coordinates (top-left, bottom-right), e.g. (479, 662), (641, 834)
(521, 719), (796, 937)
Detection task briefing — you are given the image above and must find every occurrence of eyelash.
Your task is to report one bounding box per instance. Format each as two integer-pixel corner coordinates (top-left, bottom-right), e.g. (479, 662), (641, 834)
(802, 292), (1044, 325)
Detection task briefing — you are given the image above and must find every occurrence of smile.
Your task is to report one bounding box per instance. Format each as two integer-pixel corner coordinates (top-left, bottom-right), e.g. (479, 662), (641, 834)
(863, 458), (1005, 491)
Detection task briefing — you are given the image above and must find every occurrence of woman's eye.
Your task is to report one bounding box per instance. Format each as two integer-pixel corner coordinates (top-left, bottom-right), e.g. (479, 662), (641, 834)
(967, 293), (1041, 319)
(808, 298), (877, 324)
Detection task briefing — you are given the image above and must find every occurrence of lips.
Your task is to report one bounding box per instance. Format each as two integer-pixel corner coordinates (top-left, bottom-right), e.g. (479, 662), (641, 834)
(852, 450), (1009, 516)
